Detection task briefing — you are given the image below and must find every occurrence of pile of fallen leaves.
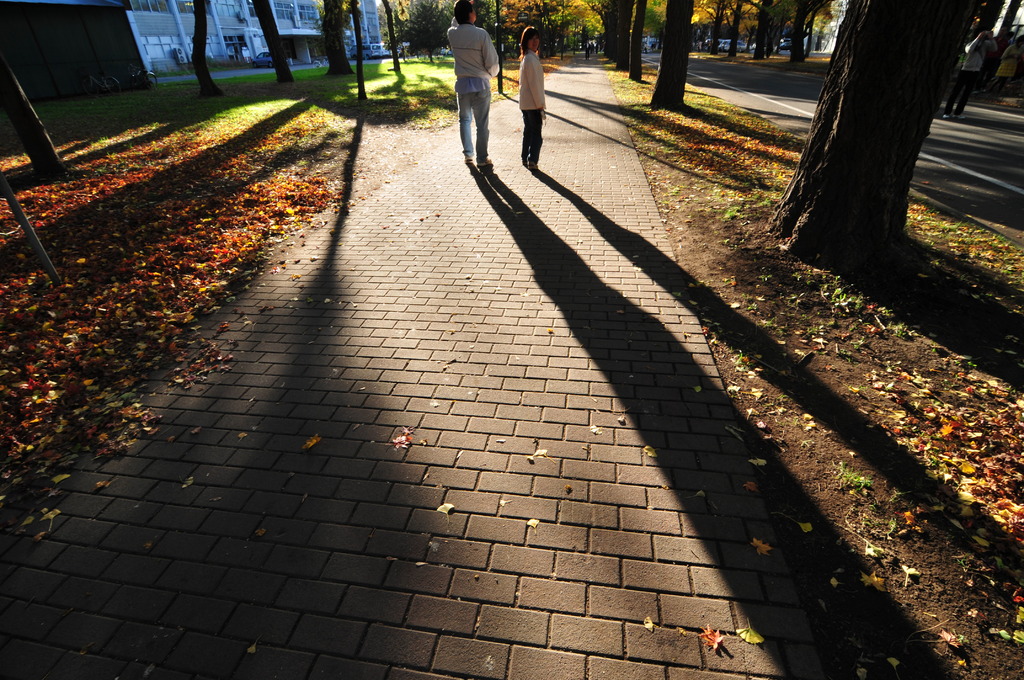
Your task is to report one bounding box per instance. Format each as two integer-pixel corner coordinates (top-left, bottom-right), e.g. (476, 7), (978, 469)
(0, 103), (341, 496)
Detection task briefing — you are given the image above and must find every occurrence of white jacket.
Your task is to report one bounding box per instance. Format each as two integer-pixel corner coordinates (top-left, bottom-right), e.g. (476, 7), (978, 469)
(447, 22), (499, 80)
(519, 51), (545, 110)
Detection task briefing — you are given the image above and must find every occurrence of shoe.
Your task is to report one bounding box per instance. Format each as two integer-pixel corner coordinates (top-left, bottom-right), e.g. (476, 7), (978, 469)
(954, 114), (965, 120)
(941, 113), (951, 119)
(522, 159), (529, 167)
(478, 158), (493, 168)
(528, 162), (539, 170)
(464, 156), (474, 165)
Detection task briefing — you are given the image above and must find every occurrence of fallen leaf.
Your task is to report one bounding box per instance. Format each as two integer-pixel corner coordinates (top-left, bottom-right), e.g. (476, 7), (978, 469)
(527, 449), (549, 461)
(247, 642), (258, 654)
(51, 474), (71, 484)
(748, 457), (767, 466)
(939, 629), (962, 648)
(750, 538), (773, 555)
(254, 528), (267, 537)
(901, 565), (921, 587)
(437, 503), (455, 515)
(736, 627), (765, 644)
(742, 481), (759, 493)
(643, 617), (656, 631)
(181, 477), (194, 488)
(94, 480), (112, 491)
(526, 519), (540, 529)
(797, 521), (813, 533)
(860, 571), (887, 592)
(41, 509), (61, 522)
(643, 445), (657, 458)
(887, 658), (900, 670)
(699, 627), (726, 652)
(590, 426), (603, 435)
(865, 543), (884, 558)
(302, 434), (321, 450)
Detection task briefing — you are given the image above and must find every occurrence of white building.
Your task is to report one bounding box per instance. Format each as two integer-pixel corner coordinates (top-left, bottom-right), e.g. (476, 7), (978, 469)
(125, 0), (381, 72)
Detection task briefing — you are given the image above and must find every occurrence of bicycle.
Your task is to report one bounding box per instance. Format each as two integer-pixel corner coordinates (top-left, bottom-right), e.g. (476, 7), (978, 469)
(81, 71), (120, 96)
(128, 63), (158, 90)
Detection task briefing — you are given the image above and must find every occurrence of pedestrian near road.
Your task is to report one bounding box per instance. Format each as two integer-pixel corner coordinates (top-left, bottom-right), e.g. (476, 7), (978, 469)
(943, 30), (997, 119)
(447, 0), (499, 168)
(519, 26), (545, 171)
(990, 35), (1023, 94)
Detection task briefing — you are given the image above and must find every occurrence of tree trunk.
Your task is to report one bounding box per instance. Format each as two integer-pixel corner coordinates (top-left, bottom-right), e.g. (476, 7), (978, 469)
(650, 0), (694, 108)
(380, 0), (401, 74)
(728, 0), (742, 56)
(350, 0), (367, 100)
(252, 0), (294, 82)
(603, 8), (617, 58)
(1000, 0), (1022, 30)
(790, 4), (808, 61)
(0, 48), (65, 176)
(616, 0), (633, 70)
(323, 0), (354, 75)
(628, 0), (648, 80)
(192, 0), (224, 97)
(753, 0), (773, 60)
(769, 0), (975, 273)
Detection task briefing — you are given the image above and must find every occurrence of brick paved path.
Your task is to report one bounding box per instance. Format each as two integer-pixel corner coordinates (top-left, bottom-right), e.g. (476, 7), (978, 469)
(0, 58), (824, 680)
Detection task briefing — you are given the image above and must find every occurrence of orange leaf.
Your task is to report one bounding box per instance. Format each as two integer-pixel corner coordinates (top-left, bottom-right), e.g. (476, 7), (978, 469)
(699, 627), (726, 652)
(742, 481), (759, 493)
(302, 434), (322, 450)
(751, 538), (773, 555)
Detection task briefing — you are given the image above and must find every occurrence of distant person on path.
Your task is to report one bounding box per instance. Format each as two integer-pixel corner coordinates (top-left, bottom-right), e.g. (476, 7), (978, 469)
(518, 26), (545, 171)
(990, 35), (1023, 93)
(585, 41), (591, 59)
(448, 0), (499, 168)
(943, 30), (997, 119)
(978, 27), (1011, 90)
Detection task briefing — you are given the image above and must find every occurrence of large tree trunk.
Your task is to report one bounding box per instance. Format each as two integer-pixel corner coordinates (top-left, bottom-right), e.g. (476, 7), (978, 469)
(650, 0), (694, 108)
(603, 8), (617, 58)
(350, 0), (366, 100)
(616, 0), (633, 69)
(192, 0), (224, 97)
(323, 0), (354, 75)
(380, 0), (401, 74)
(769, 0), (975, 273)
(790, 3), (808, 61)
(0, 48), (65, 176)
(628, 0), (648, 80)
(252, 0), (294, 82)
(1000, 0), (1022, 30)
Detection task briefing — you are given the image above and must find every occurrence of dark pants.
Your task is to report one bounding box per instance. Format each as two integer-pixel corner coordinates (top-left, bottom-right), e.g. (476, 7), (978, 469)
(522, 109), (543, 164)
(945, 70), (979, 115)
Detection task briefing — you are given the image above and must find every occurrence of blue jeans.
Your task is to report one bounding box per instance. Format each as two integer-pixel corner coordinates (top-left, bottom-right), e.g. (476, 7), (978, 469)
(458, 89), (490, 161)
(521, 109), (543, 164)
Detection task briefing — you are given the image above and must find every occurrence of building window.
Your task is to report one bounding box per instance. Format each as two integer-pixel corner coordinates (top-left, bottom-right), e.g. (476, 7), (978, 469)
(298, 4), (318, 22)
(274, 1), (293, 21)
(177, 0), (195, 13)
(130, 0), (169, 11)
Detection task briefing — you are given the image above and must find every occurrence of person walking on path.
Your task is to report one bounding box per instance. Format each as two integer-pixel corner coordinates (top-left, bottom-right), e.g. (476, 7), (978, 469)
(990, 35), (1023, 93)
(448, 0), (499, 168)
(943, 30), (997, 119)
(518, 26), (545, 170)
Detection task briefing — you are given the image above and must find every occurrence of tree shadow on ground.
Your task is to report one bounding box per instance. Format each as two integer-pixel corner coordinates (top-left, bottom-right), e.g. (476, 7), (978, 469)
(471, 168), (956, 678)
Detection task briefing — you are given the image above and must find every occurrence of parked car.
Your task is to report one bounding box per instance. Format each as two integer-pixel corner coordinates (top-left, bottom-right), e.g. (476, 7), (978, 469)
(777, 38), (792, 53)
(252, 51), (273, 67)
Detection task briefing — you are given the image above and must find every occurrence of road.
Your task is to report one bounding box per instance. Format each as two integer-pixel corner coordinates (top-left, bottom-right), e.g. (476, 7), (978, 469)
(646, 55), (1023, 246)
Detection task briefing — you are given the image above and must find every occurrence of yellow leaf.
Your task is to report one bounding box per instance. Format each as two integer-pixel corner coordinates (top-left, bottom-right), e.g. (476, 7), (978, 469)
(437, 503), (455, 515)
(643, 617), (656, 631)
(181, 477), (194, 488)
(590, 426), (603, 435)
(750, 538), (773, 555)
(643, 445), (657, 458)
(736, 627), (765, 644)
(748, 458), (767, 466)
(829, 577), (840, 588)
(247, 642), (257, 654)
(51, 474), (71, 484)
(41, 509), (61, 522)
(527, 449), (549, 461)
(797, 522), (813, 533)
(302, 434), (321, 450)
(860, 571), (887, 592)
(887, 658), (900, 670)
(526, 519), (540, 529)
